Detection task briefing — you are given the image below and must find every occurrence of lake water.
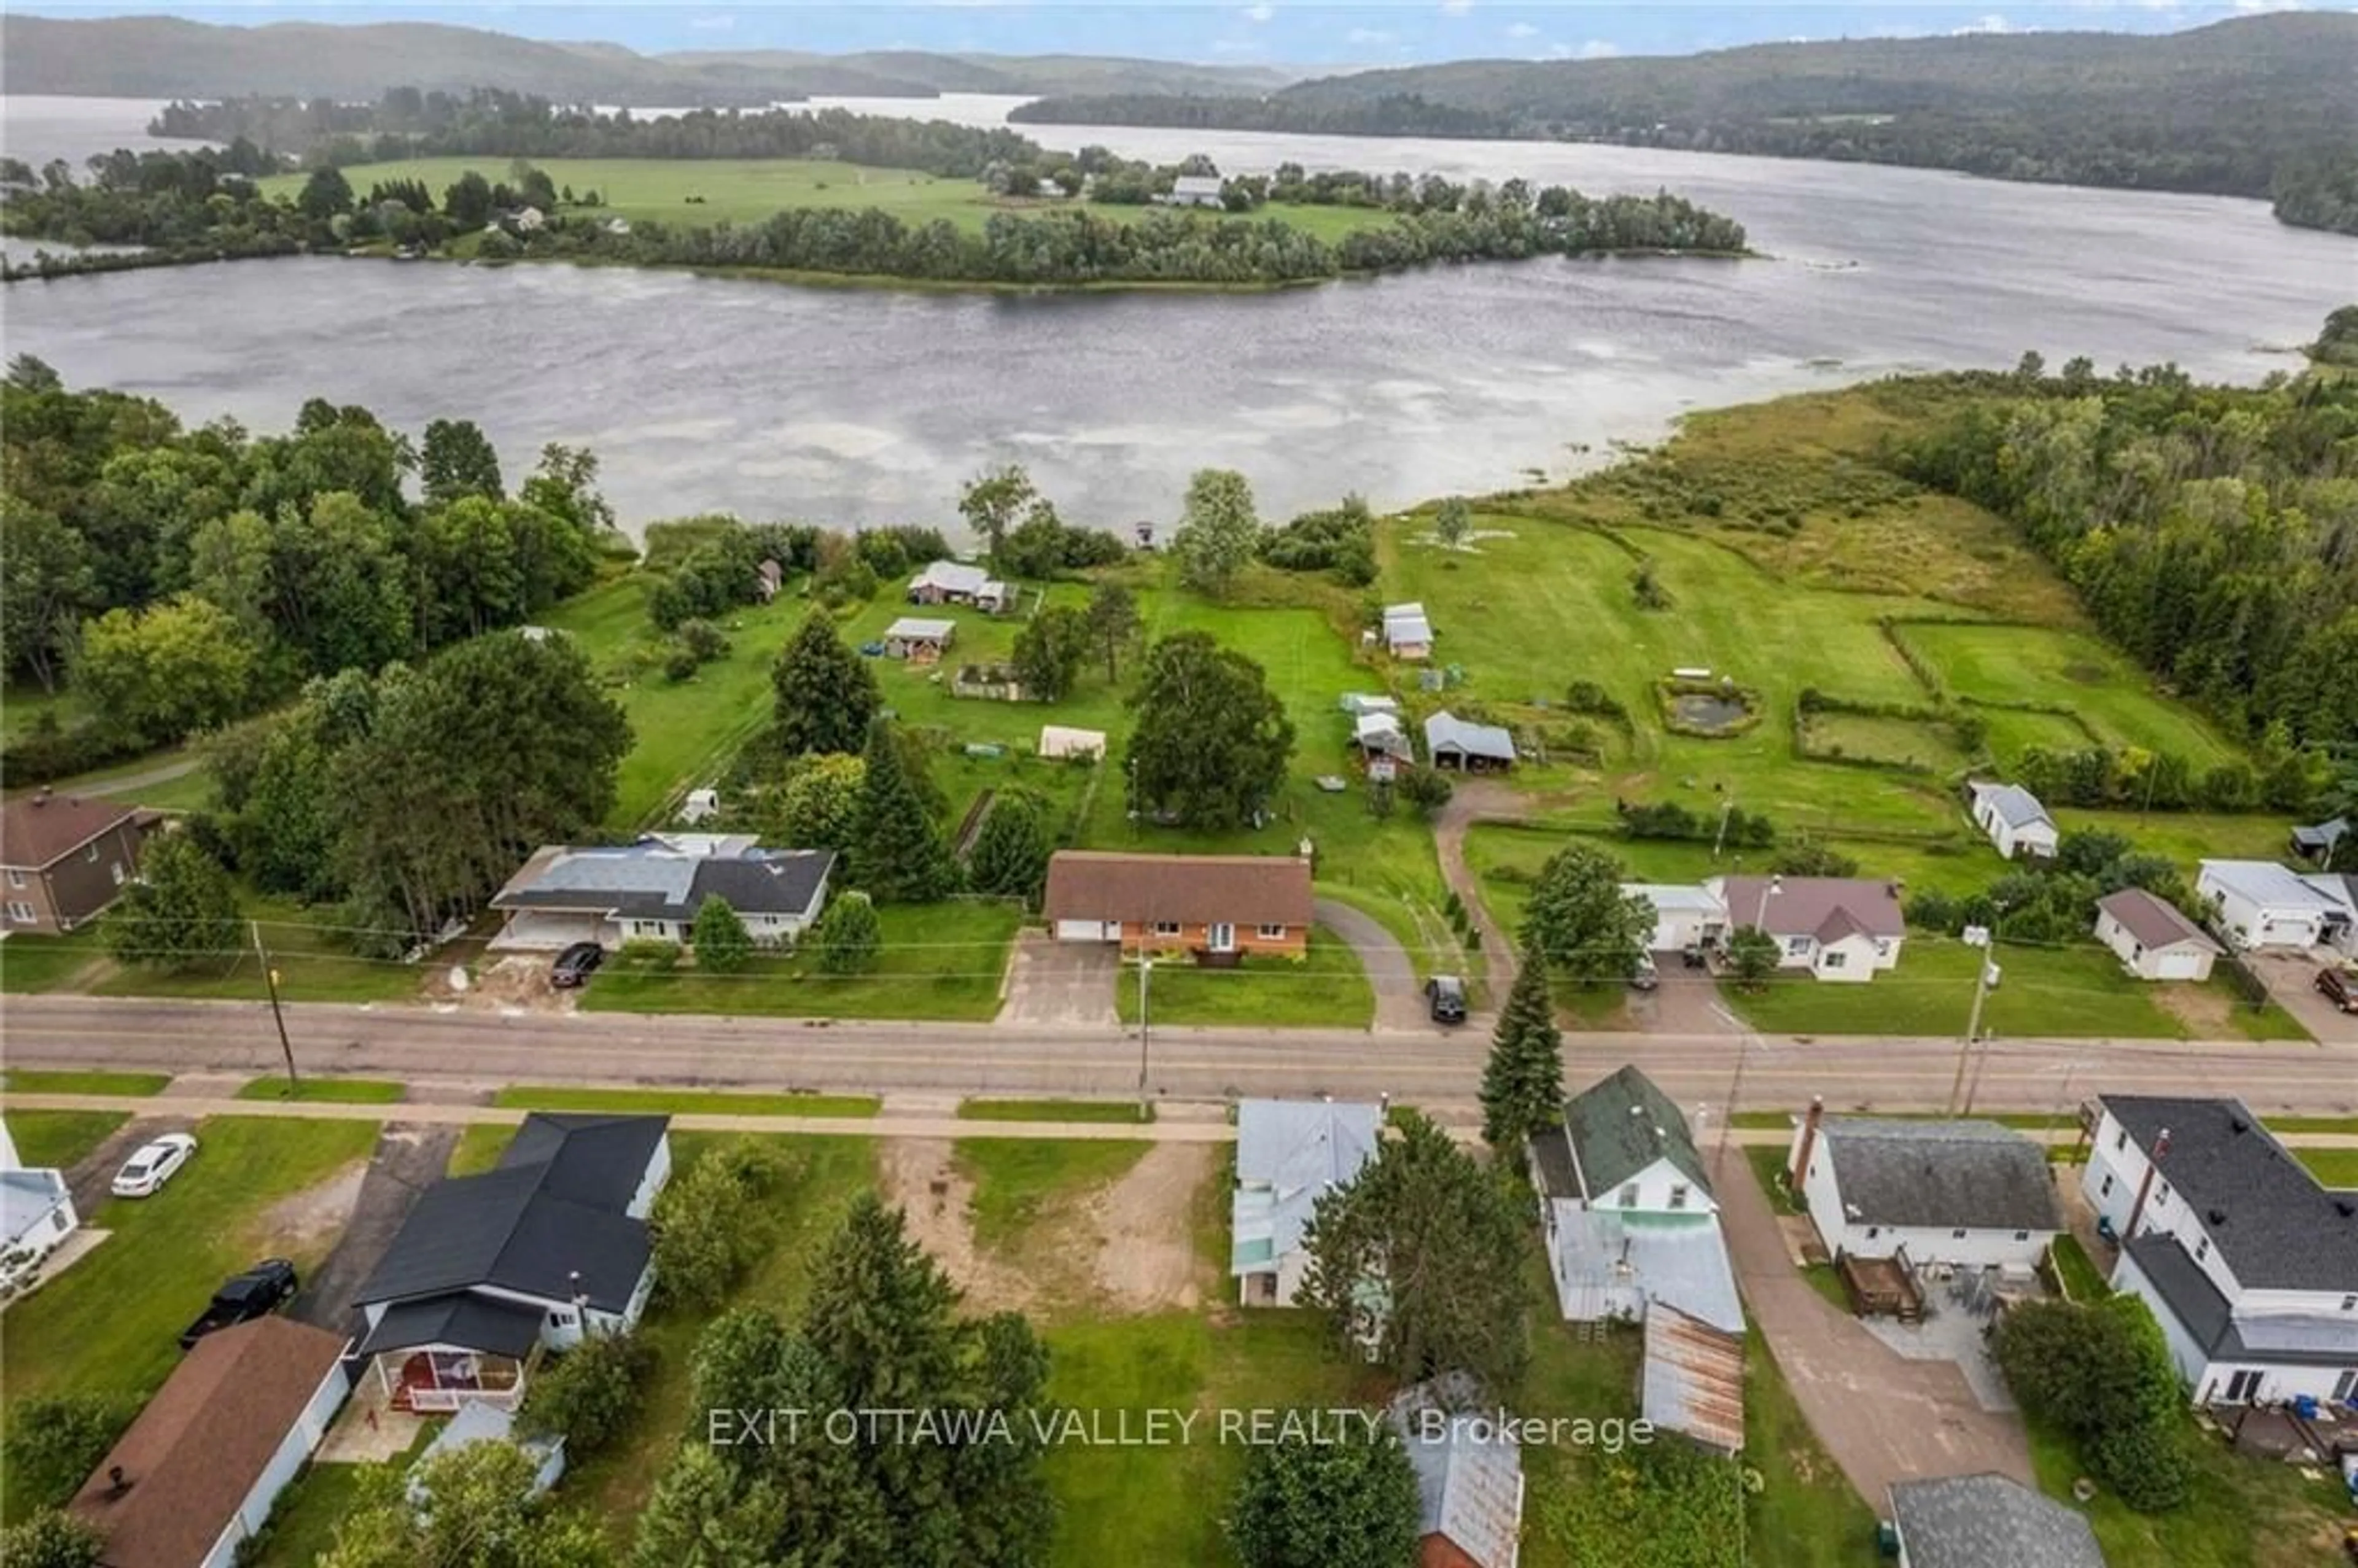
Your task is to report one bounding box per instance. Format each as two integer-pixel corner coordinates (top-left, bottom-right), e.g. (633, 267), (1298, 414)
(3, 92), (2351, 535)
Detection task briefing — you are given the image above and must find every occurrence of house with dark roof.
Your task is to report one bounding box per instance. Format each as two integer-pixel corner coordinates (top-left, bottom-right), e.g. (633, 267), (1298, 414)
(71, 1318), (349, 1568)
(1787, 1107), (2061, 1271)
(1, 789), (148, 936)
(1886, 1473), (2106, 1568)
(2081, 1095), (2358, 1407)
(1388, 1372), (1525, 1568)
(2093, 888), (2222, 982)
(1968, 780), (2060, 861)
(353, 1113), (671, 1413)
(1706, 874), (1906, 982)
(1528, 1066), (1743, 1334)
(1043, 850), (1313, 960)
(489, 833), (835, 952)
(1231, 1098), (1382, 1306)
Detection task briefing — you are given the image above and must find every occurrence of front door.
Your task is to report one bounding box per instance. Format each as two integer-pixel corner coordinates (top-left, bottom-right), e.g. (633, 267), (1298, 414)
(2222, 1369), (2263, 1403)
(1208, 923), (1235, 953)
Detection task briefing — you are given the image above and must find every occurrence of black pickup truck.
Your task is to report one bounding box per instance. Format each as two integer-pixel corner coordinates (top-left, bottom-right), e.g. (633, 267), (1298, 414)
(178, 1259), (298, 1349)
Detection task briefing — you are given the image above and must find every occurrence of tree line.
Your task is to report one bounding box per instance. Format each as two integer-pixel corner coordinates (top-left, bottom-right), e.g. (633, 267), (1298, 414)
(1889, 341), (2358, 751)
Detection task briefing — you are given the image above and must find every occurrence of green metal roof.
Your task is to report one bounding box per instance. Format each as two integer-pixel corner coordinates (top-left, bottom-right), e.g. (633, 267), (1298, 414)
(1562, 1065), (1710, 1199)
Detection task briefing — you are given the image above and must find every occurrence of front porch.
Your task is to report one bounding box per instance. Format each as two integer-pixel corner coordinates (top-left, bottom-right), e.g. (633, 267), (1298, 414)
(371, 1345), (534, 1414)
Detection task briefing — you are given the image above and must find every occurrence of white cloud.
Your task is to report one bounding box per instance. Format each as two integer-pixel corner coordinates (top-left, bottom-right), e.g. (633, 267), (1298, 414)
(1242, 2), (1274, 21)
(1951, 13), (2017, 31)
(1439, 0), (1474, 15)
(1347, 26), (1396, 44)
(1548, 38), (1621, 59)
(1505, 21), (1539, 38)
(687, 12), (736, 31)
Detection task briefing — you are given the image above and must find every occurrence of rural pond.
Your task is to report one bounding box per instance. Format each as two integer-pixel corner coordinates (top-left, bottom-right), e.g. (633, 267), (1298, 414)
(5, 93), (2352, 537)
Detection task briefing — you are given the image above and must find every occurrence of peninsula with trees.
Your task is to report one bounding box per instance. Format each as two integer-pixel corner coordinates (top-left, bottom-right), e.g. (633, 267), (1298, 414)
(0, 95), (1749, 292)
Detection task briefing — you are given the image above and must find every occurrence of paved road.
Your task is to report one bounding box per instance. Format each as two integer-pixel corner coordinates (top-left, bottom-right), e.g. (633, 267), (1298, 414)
(1313, 896), (1428, 1032)
(6, 995), (2355, 1115)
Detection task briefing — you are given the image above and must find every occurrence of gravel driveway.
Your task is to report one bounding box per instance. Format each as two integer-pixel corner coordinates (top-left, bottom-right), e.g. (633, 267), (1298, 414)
(1313, 898), (1430, 1032)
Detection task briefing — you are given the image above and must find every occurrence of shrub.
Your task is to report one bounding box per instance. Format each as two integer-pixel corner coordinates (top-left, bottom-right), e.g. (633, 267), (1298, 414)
(650, 1139), (793, 1309)
(1990, 1295), (2193, 1514)
(1396, 766), (1453, 820)
(1, 1394), (131, 1515)
(0, 1511), (103, 1568)
(617, 938), (683, 971)
(1770, 843), (1860, 878)
(518, 1330), (654, 1457)
(811, 890), (881, 974)
(690, 896), (753, 972)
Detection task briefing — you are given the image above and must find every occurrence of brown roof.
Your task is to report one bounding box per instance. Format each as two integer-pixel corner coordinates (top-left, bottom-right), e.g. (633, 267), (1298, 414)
(2097, 887), (2222, 955)
(1043, 852), (1313, 929)
(71, 1318), (346, 1568)
(0, 791), (136, 870)
(1715, 876), (1905, 941)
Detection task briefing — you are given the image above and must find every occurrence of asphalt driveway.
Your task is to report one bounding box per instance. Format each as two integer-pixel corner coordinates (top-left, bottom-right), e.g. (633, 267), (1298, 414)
(2249, 949), (2358, 1044)
(1313, 898), (1430, 1032)
(289, 1122), (459, 1333)
(1000, 933), (1118, 1026)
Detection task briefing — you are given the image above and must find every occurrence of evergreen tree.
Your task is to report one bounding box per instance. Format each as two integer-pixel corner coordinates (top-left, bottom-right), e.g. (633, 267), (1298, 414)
(103, 831), (241, 972)
(771, 612), (880, 758)
(629, 1445), (785, 1568)
(691, 895), (753, 972)
(965, 788), (1054, 902)
(849, 719), (955, 902)
(1480, 937), (1563, 1147)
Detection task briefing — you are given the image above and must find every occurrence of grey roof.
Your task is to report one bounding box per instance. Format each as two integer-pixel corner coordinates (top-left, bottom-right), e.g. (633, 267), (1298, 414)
(1528, 1127), (1580, 1200)
(1, 1167), (70, 1244)
(1624, 883), (1727, 917)
(1424, 711), (1515, 763)
(1642, 1305), (1746, 1451)
(1171, 174), (1224, 196)
(2123, 1232), (2358, 1366)
(1816, 1118), (2062, 1233)
(2095, 888), (2220, 955)
(886, 616), (955, 641)
(356, 1292), (545, 1359)
(909, 560), (994, 595)
(2100, 1095), (2358, 1292)
(2292, 817), (2349, 852)
(1232, 1100), (1381, 1273)
(1711, 875), (1905, 942)
(1971, 780), (2056, 833)
(1560, 1065), (1710, 1198)
(356, 1113), (667, 1312)
(1389, 1373), (1523, 1568)
(2198, 859), (2344, 913)
(1552, 1209), (1746, 1334)
(1888, 1474), (2105, 1568)
(493, 844), (833, 923)
(2302, 872), (2358, 914)
(1384, 608), (1434, 648)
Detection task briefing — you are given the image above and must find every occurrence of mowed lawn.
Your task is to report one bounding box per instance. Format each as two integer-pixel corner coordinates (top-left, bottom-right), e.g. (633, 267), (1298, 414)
(1893, 621), (2234, 764)
(0, 1117), (378, 1419)
(1114, 930), (1374, 1028)
(578, 899), (1021, 1020)
(0, 1109), (129, 1168)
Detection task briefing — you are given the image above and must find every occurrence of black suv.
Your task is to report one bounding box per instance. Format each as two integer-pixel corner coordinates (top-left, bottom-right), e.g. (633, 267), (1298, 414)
(1425, 975), (1468, 1025)
(2317, 967), (2357, 1014)
(179, 1259), (298, 1349)
(551, 941), (605, 988)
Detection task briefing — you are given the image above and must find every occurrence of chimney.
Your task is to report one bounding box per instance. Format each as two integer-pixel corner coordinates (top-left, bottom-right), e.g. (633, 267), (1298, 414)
(1789, 1097), (1824, 1188)
(106, 1465), (130, 1496)
(2124, 1127), (2171, 1240)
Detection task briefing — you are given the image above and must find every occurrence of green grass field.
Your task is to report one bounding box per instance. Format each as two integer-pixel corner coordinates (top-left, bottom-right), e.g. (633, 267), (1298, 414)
(3, 1068), (171, 1096)
(262, 156), (1407, 244)
(0, 1109), (128, 1168)
(491, 1085), (881, 1117)
(578, 898), (1020, 1020)
(955, 1139), (1153, 1250)
(445, 1122), (516, 1176)
(959, 1098), (1156, 1124)
(233, 1076), (406, 1103)
(1114, 931), (1374, 1028)
(1893, 622), (2234, 764)
(1800, 709), (1972, 773)
(2025, 1415), (2343, 1568)
(2294, 1147), (2358, 1186)
(0, 1117), (379, 1425)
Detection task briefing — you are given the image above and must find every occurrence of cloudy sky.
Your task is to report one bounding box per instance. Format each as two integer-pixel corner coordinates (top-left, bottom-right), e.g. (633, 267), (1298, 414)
(15, 1), (2346, 69)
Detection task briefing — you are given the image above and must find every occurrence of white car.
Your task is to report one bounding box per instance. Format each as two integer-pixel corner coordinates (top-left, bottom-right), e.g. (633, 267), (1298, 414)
(111, 1133), (197, 1198)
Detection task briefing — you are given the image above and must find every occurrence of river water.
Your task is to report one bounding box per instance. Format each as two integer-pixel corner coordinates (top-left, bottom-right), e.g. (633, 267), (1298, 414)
(2, 92), (2351, 534)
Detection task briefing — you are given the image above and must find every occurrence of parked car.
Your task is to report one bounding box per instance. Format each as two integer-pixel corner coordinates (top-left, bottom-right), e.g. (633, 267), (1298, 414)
(179, 1259), (298, 1349)
(550, 941), (605, 988)
(2317, 966), (2357, 1014)
(1425, 975), (1468, 1025)
(111, 1133), (197, 1198)
(1629, 953), (1660, 992)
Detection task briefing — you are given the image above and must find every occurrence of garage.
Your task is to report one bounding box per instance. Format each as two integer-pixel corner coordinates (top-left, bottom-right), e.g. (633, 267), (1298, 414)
(1055, 919), (1120, 943)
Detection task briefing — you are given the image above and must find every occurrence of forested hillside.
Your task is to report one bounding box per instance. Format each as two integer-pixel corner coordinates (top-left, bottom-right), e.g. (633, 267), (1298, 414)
(0, 14), (1288, 104)
(1893, 348), (2358, 756)
(1014, 14), (2358, 228)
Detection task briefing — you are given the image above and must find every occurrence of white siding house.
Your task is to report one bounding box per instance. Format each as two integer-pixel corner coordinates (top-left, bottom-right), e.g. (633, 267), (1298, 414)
(1706, 875), (1906, 982)
(1624, 883), (1729, 953)
(1232, 1100), (1381, 1306)
(1788, 1109), (2061, 1271)
(0, 1166), (78, 1294)
(1969, 781), (2060, 860)
(2093, 888), (2222, 982)
(2080, 1095), (2358, 1407)
(2196, 860), (2341, 950)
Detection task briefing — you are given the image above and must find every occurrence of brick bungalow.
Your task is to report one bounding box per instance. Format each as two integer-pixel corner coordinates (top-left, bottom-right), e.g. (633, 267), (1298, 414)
(1043, 851), (1313, 960)
(1, 790), (148, 935)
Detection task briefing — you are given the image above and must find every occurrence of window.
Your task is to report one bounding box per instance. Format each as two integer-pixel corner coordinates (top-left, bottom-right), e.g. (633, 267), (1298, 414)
(2337, 1370), (2356, 1402)
(2195, 1238), (2209, 1262)
(84, 843), (98, 862)
(1618, 1182), (1640, 1208)
(1785, 936), (1811, 955)
(548, 1310), (567, 1328)
(5, 869), (22, 888)
(2157, 1182), (2171, 1206)
(1668, 1184), (1690, 1211)
(6, 901), (33, 924)
(2014, 1230), (2029, 1241)
(1951, 1228), (1969, 1240)
(2100, 1174), (2115, 1197)
(1255, 923), (1287, 939)
(1151, 920), (1181, 937)
(110, 862), (125, 886)
(1821, 950), (1848, 970)
(2341, 1295), (2356, 1313)
(1866, 1227), (1880, 1241)
(2115, 1128), (2128, 1151)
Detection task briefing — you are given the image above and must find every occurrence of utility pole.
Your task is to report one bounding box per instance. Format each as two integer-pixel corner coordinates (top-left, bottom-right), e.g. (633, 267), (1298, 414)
(1711, 797), (1735, 860)
(1947, 939), (1999, 1115)
(253, 918), (298, 1090)
(1135, 957), (1153, 1120)
(1716, 1028), (1752, 1168)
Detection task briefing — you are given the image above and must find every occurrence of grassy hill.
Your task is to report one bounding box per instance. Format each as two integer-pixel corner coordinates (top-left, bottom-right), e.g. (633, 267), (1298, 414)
(0, 14), (1291, 105)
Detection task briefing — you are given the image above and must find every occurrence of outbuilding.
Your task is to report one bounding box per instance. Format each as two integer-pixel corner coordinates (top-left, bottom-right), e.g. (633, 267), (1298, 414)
(2093, 887), (2222, 981)
(2195, 859), (2341, 950)
(884, 616), (957, 662)
(1967, 781), (2059, 860)
(1425, 711), (1515, 772)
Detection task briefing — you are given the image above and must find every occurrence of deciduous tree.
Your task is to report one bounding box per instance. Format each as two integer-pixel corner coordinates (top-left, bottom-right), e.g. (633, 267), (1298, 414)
(811, 888), (881, 972)
(518, 1332), (653, 1459)
(771, 613), (880, 758)
(1226, 1422), (1421, 1568)
(322, 1438), (614, 1568)
(957, 464), (1035, 570)
(1725, 925), (1780, 989)
(1172, 467), (1263, 597)
(1124, 632), (1293, 828)
(74, 594), (256, 745)
(103, 831), (242, 972)
(0, 1512), (103, 1568)
(1521, 842), (1654, 984)
(1084, 581), (1138, 683)
(1010, 604), (1090, 701)
(1433, 495), (1473, 549)
(691, 895), (753, 972)
(419, 417), (504, 505)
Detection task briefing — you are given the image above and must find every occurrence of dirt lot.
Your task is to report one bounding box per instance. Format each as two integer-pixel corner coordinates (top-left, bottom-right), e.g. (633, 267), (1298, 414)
(881, 1139), (1037, 1313)
(424, 954), (575, 1012)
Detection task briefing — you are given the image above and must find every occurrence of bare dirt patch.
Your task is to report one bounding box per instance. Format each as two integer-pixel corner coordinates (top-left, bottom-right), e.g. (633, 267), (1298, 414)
(251, 1159), (367, 1251)
(1084, 1143), (1213, 1312)
(879, 1139), (1036, 1313)
(2149, 980), (2237, 1037)
(427, 955), (574, 1012)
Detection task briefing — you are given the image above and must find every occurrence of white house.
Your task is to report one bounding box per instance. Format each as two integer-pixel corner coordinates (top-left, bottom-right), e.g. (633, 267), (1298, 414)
(1706, 875), (1906, 982)
(1786, 1106), (2061, 1271)
(353, 1114), (672, 1412)
(1165, 173), (1226, 208)
(1528, 1066), (1743, 1334)
(2081, 1094), (2358, 1407)
(2196, 860), (2342, 950)
(490, 836), (835, 951)
(71, 1318), (350, 1568)
(2093, 887), (2222, 982)
(1624, 883), (1729, 953)
(1231, 1099), (1382, 1306)
(1967, 781), (2059, 860)
(906, 559), (1009, 611)
(0, 1166), (78, 1294)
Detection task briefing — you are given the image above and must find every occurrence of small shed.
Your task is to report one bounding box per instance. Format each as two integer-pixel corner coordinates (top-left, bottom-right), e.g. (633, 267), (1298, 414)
(2093, 887), (2222, 980)
(1352, 712), (1414, 764)
(1383, 602), (1434, 660)
(1641, 1305), (1746, 1453)
(407, 1400), (566, 1509)
(1968, 781), (2059, 860)
(1166, 174), (1226, 207)
(884, 617), (956, 663)
(1038, 725), (1107, 761)
(1425, 711), (1515, 772)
